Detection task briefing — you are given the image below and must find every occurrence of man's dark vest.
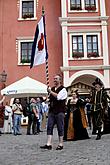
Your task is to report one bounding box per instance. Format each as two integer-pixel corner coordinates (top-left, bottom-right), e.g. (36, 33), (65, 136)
(49, 85), (66, 114)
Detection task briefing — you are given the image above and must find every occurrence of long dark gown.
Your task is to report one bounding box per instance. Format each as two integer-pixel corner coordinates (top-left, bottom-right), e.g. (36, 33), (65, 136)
(64, 99), (89, 141)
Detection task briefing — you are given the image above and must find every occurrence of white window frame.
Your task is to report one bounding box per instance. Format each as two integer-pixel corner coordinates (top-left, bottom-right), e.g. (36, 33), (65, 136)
(17, 38), (33, 65)
(69, 32), (101, 60)
(68, 0), (98, 13)
(18, 0), (38, 21)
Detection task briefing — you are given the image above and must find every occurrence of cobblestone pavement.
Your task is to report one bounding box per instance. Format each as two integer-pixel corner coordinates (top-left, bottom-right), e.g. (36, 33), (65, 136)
(0, 127), (110, 165)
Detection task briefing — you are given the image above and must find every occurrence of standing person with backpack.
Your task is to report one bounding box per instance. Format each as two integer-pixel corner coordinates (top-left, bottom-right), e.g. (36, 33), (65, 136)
(3, 101), (13, 134)
(36, 97), (44, 133)
(26, 98), (39, 135)
(85, 98), (92, 130)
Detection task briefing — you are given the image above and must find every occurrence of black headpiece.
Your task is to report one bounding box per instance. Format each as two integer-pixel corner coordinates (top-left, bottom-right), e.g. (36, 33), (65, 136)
(92, 78), (103, 86)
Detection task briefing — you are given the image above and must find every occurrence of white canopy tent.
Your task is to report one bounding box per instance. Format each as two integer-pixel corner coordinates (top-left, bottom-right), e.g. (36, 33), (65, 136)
(1, 76), (48, 98)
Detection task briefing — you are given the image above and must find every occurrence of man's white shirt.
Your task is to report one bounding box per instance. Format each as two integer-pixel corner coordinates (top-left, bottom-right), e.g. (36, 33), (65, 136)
(57, 88), (67, 100)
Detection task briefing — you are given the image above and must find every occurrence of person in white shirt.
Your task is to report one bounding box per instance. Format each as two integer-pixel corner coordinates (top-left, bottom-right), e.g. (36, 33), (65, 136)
(41, 99), (49, 129)
(3, 102), (13, 134)
(12, 98), (23, 135)
(40, 74), (67, 150)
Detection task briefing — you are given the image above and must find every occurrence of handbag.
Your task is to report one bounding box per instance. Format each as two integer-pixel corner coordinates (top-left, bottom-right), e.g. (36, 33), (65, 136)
(4, 115), (9, 120)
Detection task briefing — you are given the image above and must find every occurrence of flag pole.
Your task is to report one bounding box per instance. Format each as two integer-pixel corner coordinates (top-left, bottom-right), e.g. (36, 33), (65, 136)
(42, 6), (49, 88)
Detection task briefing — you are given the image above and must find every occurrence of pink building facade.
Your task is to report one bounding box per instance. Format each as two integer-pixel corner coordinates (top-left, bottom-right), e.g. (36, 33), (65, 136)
(0, 0), (110, 96)
(60, 0), (110, 95)
(0, 0), (62, 90)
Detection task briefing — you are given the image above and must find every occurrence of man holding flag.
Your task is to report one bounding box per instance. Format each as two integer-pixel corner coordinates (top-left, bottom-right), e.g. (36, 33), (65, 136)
(40, 75), (67, 150)
(30, 13), (67, 150)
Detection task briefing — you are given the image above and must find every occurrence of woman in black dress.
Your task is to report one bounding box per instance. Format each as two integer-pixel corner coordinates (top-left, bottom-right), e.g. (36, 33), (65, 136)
(64, 90), (89, 141)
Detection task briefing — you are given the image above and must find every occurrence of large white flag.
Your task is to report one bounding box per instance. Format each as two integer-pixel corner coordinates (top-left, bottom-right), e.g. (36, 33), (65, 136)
(30, 16), (48, 68)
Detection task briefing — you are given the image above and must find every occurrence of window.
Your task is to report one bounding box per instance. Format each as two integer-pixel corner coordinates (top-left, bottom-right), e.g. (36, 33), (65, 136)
(19, 0), (37, 20)
(68, 0), (98, 12)
(21, 42), (33, 63)
(87, 35), (99, 57)
(22, 1), (34, 19)
(69, 33), (100, 59)
(85, 0), (96, 10)
(72, 36), (84, 58)
(70, 0), (82, 10)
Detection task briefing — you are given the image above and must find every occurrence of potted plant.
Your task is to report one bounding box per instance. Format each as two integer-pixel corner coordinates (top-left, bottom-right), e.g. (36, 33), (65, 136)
(70, 5), (82, 10)
(28, 13), (34, 18)
(85, 5), (96, 11)
(22, 14), (28, 19)
(22, 13), (34, 19)
(21, 59), (30, 63)
(87, 52), (99, 58)
(72, 52), (84, 58)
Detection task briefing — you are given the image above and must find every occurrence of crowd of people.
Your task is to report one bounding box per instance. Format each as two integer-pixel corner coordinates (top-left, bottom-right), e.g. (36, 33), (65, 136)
(40, 75), (109, 150)
(0, 75), (110, 151)
(0, 96), (49, 136)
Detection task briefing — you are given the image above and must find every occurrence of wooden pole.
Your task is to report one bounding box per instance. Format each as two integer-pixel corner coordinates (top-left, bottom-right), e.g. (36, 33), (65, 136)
(42, 6), (49, 88)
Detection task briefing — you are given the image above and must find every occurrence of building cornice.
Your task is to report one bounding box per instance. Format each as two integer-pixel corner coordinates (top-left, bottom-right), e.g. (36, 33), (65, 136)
(59, 16), (109, 23)
(17, 37), (34, 40)
(60, 65), (110, 71)
(67, 29), (102, 33)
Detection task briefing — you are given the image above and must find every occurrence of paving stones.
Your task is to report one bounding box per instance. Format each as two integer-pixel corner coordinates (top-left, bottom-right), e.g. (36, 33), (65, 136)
(0, 128), (110, 165)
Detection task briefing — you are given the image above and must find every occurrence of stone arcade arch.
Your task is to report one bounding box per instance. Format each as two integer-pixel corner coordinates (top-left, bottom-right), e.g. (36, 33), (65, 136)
(68, 70), (107, 88)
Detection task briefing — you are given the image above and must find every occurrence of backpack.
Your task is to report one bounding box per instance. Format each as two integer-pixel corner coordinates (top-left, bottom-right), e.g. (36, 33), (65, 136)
(24, 104), (33, 117)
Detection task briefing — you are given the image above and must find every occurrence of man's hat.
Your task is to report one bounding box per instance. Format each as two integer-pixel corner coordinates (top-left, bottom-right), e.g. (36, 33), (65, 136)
(92, 78), (103, 86)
